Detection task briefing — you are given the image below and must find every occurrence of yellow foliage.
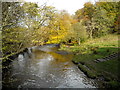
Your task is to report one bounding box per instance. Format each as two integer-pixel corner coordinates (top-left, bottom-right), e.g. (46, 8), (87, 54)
(47, 35), (64, 44)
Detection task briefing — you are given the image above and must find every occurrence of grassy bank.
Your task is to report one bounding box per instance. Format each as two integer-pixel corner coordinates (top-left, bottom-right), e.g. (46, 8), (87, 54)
(60, 34), (120, 88)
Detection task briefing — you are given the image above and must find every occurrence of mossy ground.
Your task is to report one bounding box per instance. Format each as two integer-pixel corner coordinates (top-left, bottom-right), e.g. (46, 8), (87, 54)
(60, 34), (120, 88)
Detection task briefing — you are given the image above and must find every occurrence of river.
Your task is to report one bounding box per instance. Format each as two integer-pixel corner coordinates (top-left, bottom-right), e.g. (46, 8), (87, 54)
(2, 44), (98, 88)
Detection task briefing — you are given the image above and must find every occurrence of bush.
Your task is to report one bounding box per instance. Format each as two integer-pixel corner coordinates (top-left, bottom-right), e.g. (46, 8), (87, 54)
(106, 81), (120, 88)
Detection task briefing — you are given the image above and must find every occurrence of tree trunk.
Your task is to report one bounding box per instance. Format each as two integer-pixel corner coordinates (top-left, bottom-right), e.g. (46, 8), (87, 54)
(78, 38), (80, 45)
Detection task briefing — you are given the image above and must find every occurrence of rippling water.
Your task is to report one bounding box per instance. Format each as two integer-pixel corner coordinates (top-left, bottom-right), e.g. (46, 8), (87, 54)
(3, 45), (97, 88)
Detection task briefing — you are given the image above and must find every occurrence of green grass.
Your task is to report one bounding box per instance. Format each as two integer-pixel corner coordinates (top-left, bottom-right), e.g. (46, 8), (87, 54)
(60, 34), (119, 88)
(78, 64), (96, 79)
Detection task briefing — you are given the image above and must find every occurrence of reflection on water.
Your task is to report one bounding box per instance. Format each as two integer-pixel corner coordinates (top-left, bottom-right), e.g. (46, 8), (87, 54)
(3, 45), (97, 88)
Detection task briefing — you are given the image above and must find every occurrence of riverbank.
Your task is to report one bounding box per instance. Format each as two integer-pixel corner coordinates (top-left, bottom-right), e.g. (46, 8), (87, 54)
(60, 34), (120, 88)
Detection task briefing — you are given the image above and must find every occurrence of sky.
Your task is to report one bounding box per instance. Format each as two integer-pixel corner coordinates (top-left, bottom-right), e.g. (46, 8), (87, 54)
(25, 0), (96, 15)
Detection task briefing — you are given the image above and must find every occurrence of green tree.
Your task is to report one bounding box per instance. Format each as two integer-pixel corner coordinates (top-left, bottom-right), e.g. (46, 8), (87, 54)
(75, 2), (95, 39)
(2, 2), (57, 59)
(91, 2), (119, 37)
(75, 1), (119, 38)
(71, 20), (88, 45)
(2, 2), (25, 59)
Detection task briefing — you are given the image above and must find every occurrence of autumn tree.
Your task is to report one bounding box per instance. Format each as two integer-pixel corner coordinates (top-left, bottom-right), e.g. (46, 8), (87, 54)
(47, 10), (73, 44)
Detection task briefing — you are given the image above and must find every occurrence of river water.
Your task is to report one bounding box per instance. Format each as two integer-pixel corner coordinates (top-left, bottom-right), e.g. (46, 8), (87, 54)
(3, 44), (97, 88)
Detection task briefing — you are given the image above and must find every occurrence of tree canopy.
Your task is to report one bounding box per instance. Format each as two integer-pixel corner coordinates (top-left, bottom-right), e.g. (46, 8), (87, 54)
(1, 1), (119, 60)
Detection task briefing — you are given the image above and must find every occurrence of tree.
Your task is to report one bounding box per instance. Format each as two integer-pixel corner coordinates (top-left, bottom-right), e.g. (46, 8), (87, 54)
(71, 20), (88, 45)
(2, 2), (57, 59)
(75, 2), (95, 39)
(91, 2), (119, 37)
(47, 10), (73, 44)
(75, 1), (119, 38)
(2, 2), (25, 59)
